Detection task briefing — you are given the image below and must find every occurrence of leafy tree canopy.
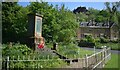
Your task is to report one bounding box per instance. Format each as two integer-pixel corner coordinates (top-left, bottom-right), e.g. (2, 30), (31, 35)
(2, 2), (79, 44)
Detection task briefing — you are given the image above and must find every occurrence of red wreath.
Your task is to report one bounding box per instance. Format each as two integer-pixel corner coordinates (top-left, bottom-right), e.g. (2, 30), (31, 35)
(38, 43), (44, 49)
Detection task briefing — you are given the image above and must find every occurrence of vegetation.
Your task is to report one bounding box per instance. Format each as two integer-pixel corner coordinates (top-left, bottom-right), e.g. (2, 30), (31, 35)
(78, 35), (120, 50)
(56, 44), (93, 58)
(78, 35), (96, 47)
(46, 43), (93, 58)
(2, 2), (29, 43)
(2, 1), (120, 68)
(105, 2), (120, 41)
(2, 43), (94, 68)
(74, 7), (111, 23)
(3, 2), (120, 44)
(96, 43), (120, 50)
(2, 2), (79, 44)
(2, 44), (67, 68)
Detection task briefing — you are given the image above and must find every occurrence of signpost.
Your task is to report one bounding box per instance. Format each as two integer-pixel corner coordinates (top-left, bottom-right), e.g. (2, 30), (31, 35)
(27, 13), (44, 51)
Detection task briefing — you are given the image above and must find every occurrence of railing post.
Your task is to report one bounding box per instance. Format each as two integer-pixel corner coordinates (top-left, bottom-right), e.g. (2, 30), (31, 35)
(95, 53), (97, 64)
(7, 56), (9, 70)
(107, 48), (111, 62)
(69, 55), (72, 64)
(100, 52), (103, 68)
(109, 48), (111, 60)
(103, 48), (105, 67)
(85, 54), (88, 69)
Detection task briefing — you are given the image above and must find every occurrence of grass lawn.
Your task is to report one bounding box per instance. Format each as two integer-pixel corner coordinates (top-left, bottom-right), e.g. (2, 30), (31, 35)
(96, 43), (120, 50)
(104, 53), (119, 69)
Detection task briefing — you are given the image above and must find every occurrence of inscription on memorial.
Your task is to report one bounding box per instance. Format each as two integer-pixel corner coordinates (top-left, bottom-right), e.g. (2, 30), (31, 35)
(35, 16), (42, 37)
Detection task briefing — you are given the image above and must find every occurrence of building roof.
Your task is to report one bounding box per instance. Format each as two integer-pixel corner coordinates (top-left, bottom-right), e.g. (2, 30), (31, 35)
(80, 21), (113, 28)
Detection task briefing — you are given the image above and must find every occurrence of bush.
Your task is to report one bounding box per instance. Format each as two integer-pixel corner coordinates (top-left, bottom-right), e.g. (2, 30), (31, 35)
(100, 37), (109, 43)
(109, 39), (119, 43)
(78, 35), (96, 47)
(78, 41), (95, 47)
(2, 43), (32, 57)
(85, 35), (95, 43)
(95, 38), (100, 42)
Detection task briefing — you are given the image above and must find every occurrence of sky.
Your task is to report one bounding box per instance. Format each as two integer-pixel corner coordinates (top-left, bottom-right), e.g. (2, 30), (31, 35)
(18, 2), (107, 11)
(48, 2), (106, 10)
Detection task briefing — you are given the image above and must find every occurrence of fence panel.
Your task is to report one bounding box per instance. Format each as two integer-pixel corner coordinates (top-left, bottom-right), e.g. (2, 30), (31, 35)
(92, 47), (111, 69)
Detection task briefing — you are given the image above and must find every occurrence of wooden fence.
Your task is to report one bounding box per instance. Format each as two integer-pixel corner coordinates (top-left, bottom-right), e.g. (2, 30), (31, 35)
(2, 47), (111, 69)
(65, 47), (111, 69)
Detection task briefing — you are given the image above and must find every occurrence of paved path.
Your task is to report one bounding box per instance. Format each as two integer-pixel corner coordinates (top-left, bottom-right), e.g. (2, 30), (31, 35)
(80, 47), (120, 54)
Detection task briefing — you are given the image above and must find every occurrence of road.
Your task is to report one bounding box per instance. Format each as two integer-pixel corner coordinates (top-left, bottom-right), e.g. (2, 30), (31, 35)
(80, 47), (120, 54)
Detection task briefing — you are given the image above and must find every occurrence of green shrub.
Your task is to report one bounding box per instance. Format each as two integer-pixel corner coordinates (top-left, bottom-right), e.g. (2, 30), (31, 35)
(80, 38), (88, 42)
(85, 35), (95, 43)
(100, 37), (109, 43)
(78, 35), (96, 47)
(96, 43), (120, 50)
(110, 39), (119, 43)
(95, 38), (100, 42)
(2, 43), (32, 57)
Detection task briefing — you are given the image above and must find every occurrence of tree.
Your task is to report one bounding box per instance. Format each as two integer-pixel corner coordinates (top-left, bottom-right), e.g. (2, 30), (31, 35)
(105, 2), (120, 23)
(87, 8), (99, 22)
(95, 10), (110, 22)
(115, 3), (120, 42)
(2, 2), (29, 43)
(76, 12), (88, 22)
(95, 15), (104, 22)
(73, 6), (88, 14)
(57, 5), (79, 44)
(105, 2), (120, 41)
